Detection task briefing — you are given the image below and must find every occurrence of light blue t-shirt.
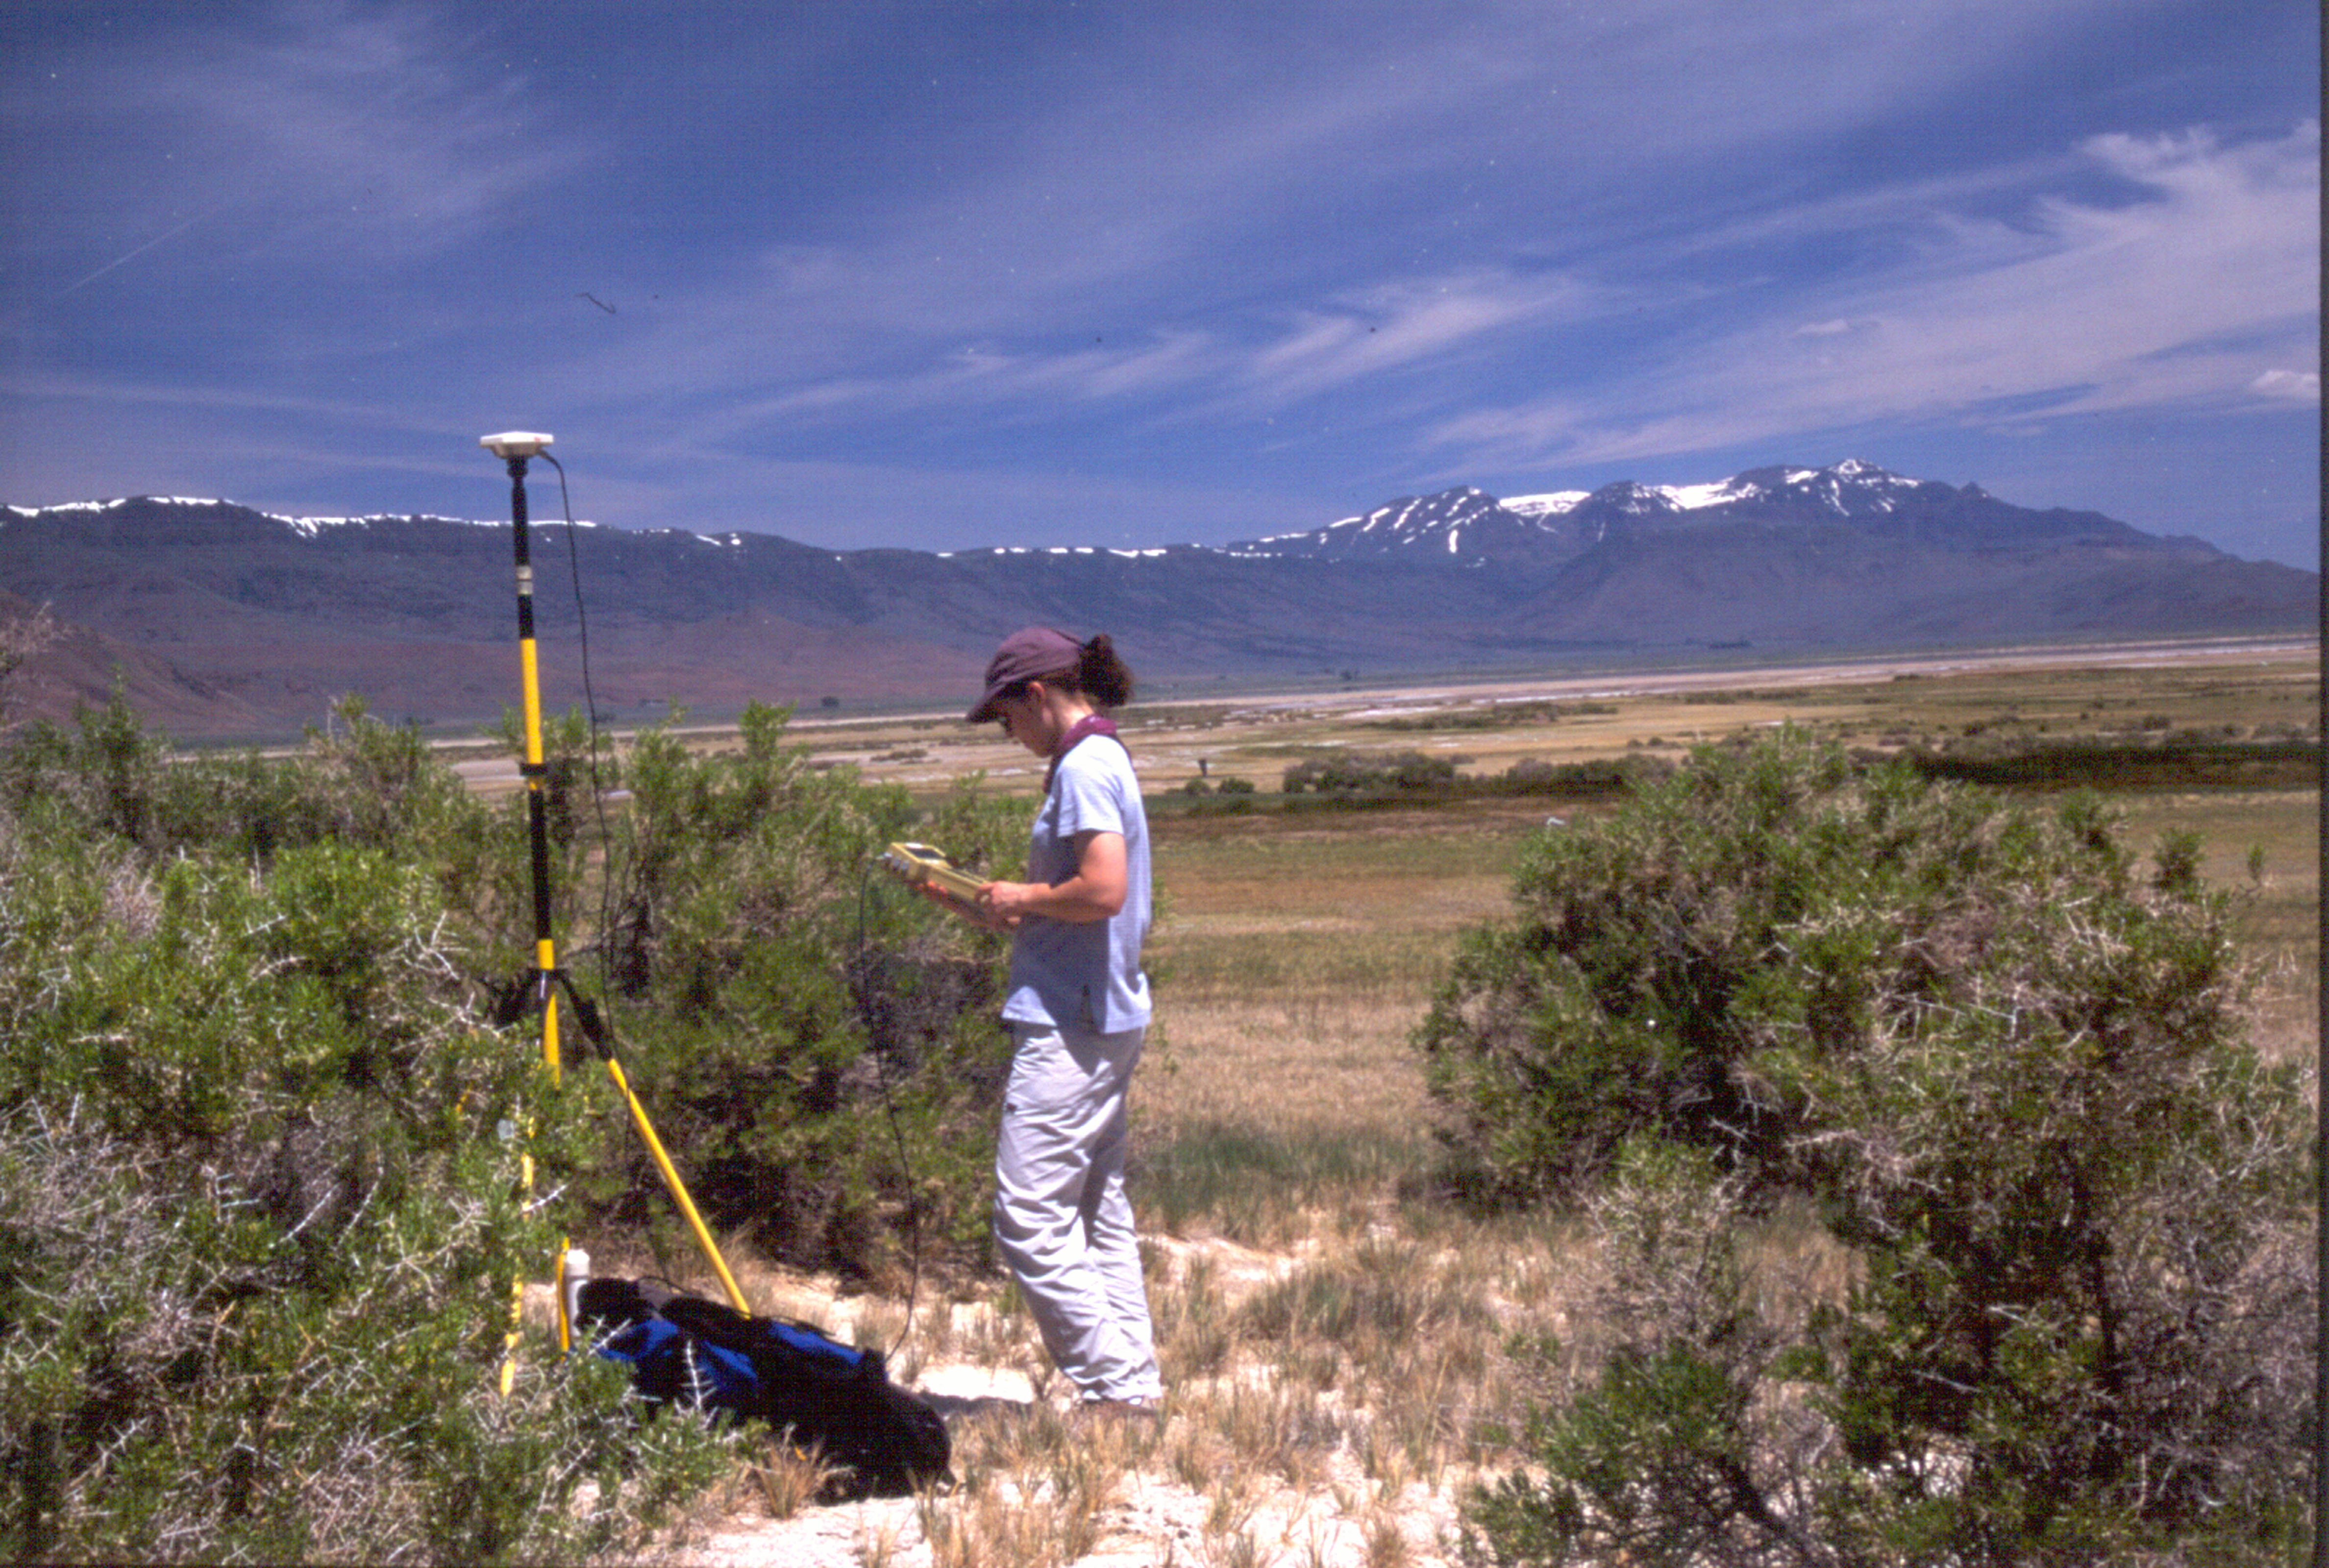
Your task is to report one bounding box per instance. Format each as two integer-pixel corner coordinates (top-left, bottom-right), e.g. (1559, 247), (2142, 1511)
(1000, 735), (1152, 1033)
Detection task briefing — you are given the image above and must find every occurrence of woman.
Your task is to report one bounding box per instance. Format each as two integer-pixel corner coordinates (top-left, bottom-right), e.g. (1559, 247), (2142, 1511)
(959, 626), (1162, 1415)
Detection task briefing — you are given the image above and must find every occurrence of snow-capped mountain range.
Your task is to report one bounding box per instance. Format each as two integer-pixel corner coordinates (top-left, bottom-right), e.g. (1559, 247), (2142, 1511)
(1224, 460), (2179, 565)
(0, 462), (2311, 737)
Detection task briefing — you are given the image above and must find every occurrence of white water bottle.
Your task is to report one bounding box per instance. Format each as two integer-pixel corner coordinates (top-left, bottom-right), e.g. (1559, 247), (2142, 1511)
(560, 1249), (591, 1334)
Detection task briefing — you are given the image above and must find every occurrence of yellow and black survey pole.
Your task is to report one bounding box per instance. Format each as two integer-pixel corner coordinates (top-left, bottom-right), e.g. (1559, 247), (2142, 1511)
(485, 433), (565, 1086)
(481, 431), (568, 1391)
(477, 433), (748, 1384)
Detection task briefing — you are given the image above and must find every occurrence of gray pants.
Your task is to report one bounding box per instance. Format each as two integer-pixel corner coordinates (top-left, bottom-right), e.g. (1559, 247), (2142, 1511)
(994, 1021), (1162, 1403)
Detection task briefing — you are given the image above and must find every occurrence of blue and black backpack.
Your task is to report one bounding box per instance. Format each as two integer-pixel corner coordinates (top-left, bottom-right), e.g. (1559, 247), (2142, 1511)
(577, 1277), (952, 1497)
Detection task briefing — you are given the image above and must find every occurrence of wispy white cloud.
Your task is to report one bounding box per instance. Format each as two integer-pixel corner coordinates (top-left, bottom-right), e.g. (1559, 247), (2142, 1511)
(1425, 121), (2321, 469)
(1236, 270), (1595, 405)
(560, 258), (1599, 459)
(0, 366), (458, 428)
(54, 209), (225, 298)
(9, 2), (590, 291)
(2251, 368), (2321, 401)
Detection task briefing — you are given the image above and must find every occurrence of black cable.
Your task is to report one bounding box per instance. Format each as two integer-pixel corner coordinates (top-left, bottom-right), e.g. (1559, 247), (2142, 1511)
(538, 451), (622, 1004)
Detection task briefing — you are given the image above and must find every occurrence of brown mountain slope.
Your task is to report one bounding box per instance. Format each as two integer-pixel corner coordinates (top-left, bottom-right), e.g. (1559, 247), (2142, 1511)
(0, 476), (2312, 741)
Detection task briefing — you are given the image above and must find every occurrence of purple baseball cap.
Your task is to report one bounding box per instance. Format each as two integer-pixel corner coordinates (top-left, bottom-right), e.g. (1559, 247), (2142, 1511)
(966, 626), (1083, 722)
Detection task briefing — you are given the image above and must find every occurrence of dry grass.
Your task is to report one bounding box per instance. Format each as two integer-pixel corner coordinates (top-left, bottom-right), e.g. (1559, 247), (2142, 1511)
(2110, 786), (2319, 1065)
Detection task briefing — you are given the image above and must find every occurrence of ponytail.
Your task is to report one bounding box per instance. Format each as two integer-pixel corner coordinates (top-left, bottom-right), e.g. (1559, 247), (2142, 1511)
(1073, 633), (1135, 710)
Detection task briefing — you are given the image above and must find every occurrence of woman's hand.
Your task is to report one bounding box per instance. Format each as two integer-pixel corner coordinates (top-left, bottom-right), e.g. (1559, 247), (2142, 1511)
(982, 832), (1127, 926)
(917, 879), (1016, 931)
(975, 880), (1039, 928)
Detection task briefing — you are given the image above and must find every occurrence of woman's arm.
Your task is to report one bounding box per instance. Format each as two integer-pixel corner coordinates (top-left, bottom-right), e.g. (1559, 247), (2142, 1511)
(980, 830), (1126, 924)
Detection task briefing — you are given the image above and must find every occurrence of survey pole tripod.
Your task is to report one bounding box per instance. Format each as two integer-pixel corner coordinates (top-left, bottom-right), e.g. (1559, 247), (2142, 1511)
(496, 439), (564, 1089)
(479, 434), (748, 1395)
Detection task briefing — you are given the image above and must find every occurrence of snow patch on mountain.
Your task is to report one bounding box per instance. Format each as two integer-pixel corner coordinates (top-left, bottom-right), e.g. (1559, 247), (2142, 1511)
(1, 495), (580, 535)
(8, 496), (228, 517)
(1503, 491), (1589, 516)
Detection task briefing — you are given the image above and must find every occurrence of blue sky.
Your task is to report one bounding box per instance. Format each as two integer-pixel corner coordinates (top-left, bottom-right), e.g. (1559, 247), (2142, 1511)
(2, 1), (2318, 565)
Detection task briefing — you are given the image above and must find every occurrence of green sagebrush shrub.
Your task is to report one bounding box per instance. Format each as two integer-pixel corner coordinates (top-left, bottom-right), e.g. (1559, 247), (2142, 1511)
(539, 702), (1025, 1279)
(1281, 749), (1461, 795)
(0, 807), (730, 1564)
(0, 691), (487, 868)
(1430, 733), (2309, 1564)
